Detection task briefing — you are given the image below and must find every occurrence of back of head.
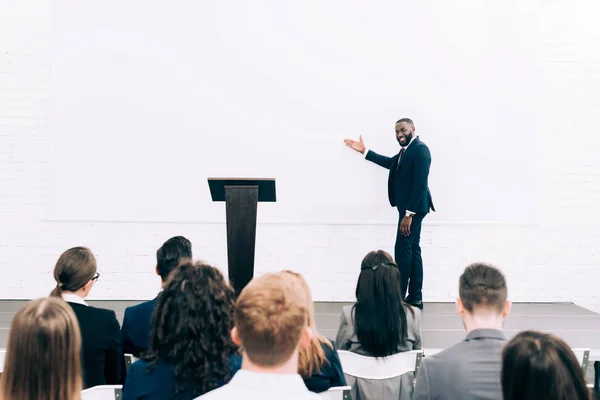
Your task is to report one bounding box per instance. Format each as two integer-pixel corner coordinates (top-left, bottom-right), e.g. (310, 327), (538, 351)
(147, 260), (236, 397)
(50, 247), (97, 297)
(156, 236), (192, 281)
(502, 331), (589, 400)
(0, 297), (82, 400)
(354, 250), (409, 357)
(459, 262), (507, 315)
(235, 272), (308, 367)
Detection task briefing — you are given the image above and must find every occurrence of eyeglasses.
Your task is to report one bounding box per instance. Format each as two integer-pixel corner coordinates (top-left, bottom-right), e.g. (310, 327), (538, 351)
(92, 273), (100, 282)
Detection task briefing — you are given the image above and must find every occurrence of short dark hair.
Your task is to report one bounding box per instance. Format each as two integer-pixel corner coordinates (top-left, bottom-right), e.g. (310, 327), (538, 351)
(396, 118), (414, 125)
(459, 263), (507, 314)
(146, 260), (237, 397)
(502, 331), (589, 400)
(156, 236), (192, 281)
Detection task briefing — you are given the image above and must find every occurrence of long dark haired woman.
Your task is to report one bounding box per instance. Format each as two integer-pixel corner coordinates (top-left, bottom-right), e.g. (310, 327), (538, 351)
(123, 260), (241, 400)
(0, 297), (82, 400)
(336, 250), (422, 356)
(49, 246), (122, 388)
(502, 330), (590, 400)
(335, 250), (422, 399)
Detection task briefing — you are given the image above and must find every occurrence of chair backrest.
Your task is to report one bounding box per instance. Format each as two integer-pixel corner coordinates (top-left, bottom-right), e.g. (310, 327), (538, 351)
(81, 385), (123, 400)
(571, 348), (591, 371)
(318, 386), (352, 400)
(124, 353), (140, 370)
(0, 348), (6, 373)
(337, 350), (423, 380)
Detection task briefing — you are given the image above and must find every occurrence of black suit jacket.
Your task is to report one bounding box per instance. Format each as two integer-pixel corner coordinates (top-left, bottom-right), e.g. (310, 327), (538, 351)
(67, 302), (122, 389)
(303, 340), (347, 393)
(121, 297), (158, 357)
(366, 137), (434, 214)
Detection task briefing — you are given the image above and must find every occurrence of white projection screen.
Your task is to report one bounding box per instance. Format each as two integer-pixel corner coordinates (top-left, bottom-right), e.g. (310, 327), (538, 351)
(49, 1), (536, 224)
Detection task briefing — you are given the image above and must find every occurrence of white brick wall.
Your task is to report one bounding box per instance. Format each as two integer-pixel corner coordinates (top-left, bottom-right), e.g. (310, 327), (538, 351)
(2, 1), (600, 311)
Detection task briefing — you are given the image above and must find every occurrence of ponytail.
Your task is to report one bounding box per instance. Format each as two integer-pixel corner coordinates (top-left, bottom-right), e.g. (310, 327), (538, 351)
(49, 283), (63, 298)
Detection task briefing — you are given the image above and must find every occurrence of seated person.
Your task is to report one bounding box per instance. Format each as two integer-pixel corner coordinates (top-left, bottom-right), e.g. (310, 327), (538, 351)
(196, 272), (321, 400)
(124, 260), (241, 400)
(50, 246), (122, 388)
(502, 330), (589, 400)
(283, 270), (347, 392)
(122, 235), (192, 357)
(0, 297), (83, 400)
(413, 262), (510, 400)
(335, 250), (422, 399)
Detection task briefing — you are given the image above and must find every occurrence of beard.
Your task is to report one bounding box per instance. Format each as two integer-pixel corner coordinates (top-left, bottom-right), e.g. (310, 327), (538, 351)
(398, 132), (413, 146)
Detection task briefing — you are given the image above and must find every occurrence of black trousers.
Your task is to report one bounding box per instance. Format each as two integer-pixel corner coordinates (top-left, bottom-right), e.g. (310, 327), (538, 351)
(394, 212), (425, 301)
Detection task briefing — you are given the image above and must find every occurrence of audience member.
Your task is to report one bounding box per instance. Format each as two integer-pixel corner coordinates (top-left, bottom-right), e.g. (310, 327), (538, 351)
(283, 270), (347, 392)
(196, 272), (321, 400)
(335, 250), (422, 399)
(502, 330), (590, 400)
(0, 297), (83, 400)
(50, 246), (122, 389)
(121, 236), (192, 357)
(123, 260), (241, 400)
(413, 262), (510, 400)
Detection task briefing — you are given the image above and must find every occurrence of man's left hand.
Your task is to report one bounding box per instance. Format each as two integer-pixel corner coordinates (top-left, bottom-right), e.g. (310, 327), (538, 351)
(400, 216), (412, 236)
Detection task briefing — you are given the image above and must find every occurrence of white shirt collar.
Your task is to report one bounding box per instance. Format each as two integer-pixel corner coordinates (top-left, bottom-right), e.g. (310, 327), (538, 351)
(209, 369), (313, 396)
(62, 293), (88, 306)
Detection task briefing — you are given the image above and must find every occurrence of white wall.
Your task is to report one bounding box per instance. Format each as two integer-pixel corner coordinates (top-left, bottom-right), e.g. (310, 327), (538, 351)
(2, 1), (600, 310)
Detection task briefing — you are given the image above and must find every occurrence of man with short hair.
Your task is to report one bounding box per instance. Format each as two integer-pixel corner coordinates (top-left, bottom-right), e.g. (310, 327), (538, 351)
(413, 263), (511, 400)
(121, 236), (192, 357)
(345, 118), (435, 309)
(197, 272), (321, 400)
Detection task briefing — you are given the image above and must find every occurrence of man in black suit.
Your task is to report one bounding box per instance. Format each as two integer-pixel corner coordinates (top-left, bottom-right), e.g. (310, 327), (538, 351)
(345, 118), (434, 309)
(121, 236), (192, 357)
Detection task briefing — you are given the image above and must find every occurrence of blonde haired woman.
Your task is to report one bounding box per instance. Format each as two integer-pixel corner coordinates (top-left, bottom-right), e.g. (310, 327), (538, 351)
(0, 297), (83, 400)
(282, 271), (347, 393)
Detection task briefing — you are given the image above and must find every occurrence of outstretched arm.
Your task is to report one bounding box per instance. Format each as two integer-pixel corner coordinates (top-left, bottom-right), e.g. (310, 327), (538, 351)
(365, 149), (395, 170)
(344, 135), (395, 170)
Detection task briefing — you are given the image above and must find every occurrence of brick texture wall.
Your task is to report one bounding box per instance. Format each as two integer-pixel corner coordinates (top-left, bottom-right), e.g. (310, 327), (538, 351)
(2, 1), (600, 311)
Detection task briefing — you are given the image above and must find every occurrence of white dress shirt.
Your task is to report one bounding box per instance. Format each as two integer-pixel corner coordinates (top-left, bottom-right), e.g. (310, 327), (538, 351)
(195, 370), (321, 400)
(364, 135), (418, 216)
(62, 293), (88, 306)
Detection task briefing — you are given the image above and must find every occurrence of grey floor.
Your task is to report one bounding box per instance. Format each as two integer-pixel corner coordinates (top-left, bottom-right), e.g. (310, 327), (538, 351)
(1, 301), (599, 380)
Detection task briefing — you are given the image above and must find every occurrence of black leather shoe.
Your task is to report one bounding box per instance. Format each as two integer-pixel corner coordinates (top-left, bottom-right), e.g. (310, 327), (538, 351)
(405, 298), (423, 310)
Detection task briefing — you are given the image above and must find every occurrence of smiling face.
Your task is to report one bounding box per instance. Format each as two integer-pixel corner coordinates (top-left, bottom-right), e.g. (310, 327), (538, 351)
(395, 121), (415, 147)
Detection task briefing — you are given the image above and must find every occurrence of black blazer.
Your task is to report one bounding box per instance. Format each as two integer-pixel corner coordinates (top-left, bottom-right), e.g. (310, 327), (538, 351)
(121, 297), (158, 357)
(303, 340), (347, 393)
(67, 302), (122, 389)
(366, 137), (434, 214)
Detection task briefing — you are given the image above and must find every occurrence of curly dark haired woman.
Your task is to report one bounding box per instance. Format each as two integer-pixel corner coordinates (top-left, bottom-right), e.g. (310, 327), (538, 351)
(123, 260), (241, 400)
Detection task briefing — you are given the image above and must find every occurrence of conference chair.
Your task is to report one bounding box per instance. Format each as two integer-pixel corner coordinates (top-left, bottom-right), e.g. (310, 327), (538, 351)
(81, 385), (123, 400)
(572, 348), (591, 372)
(124, 353), (140, 371)
(337, 350), (423, 399)
(318, 385), (352, 400)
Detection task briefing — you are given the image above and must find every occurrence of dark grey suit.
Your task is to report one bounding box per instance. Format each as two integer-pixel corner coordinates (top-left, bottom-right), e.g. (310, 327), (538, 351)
(413, 329), (506, 400)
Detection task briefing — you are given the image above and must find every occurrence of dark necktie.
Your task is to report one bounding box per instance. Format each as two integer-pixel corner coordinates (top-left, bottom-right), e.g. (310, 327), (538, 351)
(397, 147), (406, 169)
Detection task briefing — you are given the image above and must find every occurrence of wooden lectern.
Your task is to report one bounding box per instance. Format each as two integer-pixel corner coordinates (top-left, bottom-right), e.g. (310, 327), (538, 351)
(208, 178), (276, 295)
